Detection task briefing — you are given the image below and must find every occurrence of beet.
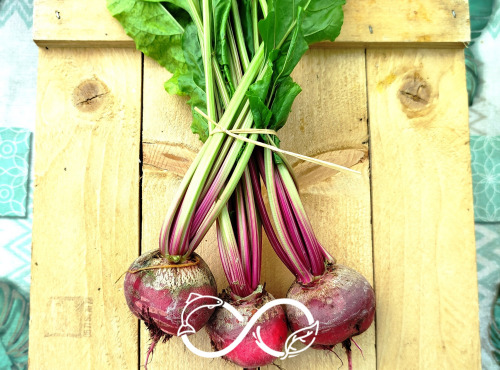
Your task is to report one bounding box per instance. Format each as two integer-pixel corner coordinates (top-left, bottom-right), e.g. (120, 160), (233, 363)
(206, 286), (288, 368)
(286, 263), (375, 347)
(124, 250), (217, 338)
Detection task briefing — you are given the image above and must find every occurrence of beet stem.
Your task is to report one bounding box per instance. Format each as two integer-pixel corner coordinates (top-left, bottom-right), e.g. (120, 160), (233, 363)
(262, 147), (314, 283)
(249, 156), (295, 273)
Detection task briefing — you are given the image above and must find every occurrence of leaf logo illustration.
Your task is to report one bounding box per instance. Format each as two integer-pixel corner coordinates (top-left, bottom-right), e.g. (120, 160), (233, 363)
(177, 293), (224, 336)
(281, 321), (319, 359)
(180, 297), (319, 360)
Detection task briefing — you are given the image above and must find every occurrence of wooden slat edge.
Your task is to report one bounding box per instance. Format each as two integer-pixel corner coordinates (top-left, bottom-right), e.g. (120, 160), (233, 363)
(367, 48), (480, 369)
(33, 39), (136, 48)
(33, 0), (470, 48)
(33, 39), (470, 50)
(29, 47), (142, 369)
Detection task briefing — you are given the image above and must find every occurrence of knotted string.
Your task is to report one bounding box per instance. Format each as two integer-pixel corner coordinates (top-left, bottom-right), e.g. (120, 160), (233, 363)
(195, 107), (361, 175)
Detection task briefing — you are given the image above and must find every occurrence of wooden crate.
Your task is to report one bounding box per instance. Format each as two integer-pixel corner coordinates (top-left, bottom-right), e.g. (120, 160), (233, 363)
(29, 1), (480, 369)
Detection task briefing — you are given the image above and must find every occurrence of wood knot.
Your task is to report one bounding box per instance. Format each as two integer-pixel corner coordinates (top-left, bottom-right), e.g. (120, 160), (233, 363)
(72, 78), (109, 112)
(398, 72), (433, 118)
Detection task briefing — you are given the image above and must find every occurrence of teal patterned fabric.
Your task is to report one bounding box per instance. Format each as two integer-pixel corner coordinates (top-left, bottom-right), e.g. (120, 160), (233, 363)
(466, 0), (493, 105)
(468, 0), (500, 368)
(0, 280), (29, 370)
(491, 285), (500, 364)
(471, 136), (500, 222)
(0, 0), (33, 28)
(0, 0), (37, 291)
(0, 2), (36, 369)
(476, 224), (500, 369)
(0, 128), (31, 217)
(0, 182), (32, 290)
(470, 0), (494, 40)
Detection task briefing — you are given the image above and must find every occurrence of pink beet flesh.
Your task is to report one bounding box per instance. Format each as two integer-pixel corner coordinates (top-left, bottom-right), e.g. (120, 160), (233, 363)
(124, 250), (217, 337)
(286, 264), (375, 346)
(207, 287), (288, 368)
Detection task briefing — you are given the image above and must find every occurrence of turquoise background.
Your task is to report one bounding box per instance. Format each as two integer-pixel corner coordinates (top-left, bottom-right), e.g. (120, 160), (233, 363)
(0, 128), (31, 217)
(1, 1), (36, 368)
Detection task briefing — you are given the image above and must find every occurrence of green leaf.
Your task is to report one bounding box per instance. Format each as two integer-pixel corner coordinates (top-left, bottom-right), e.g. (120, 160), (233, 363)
(165, 19), (205, 99)
(252, 0), (344, 133)
(258, 0), (345, 57)
(269, 76), (302, 132)
(258, 1), (295, 56)
(178, 23), (209, 141)
(164, 67), (188, 96)
(180, 23), (205, 90)
(301, 0), (345, 44)
(191, 108), (210, 142)
(237, 0), (255, 59)
(163, 22), (208, 141)
(106, 0), (187, 73)
(248, 62), (273, 101)
(247, 96), (272, 129)
(213, 0), (232, 67)
(271, 8), (308, 86)
(246, 62), (273, 128)
(142, 0), (192, 13)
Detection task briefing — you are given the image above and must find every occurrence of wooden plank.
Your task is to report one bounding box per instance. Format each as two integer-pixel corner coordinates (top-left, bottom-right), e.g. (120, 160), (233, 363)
(336, 0), (470, 47)
(29, 47), (142, 369)
(367, 48), (481, 369)
(33, 0), (131, 47)
(141, 49), (375, 369)
(33, 0), (470, 48)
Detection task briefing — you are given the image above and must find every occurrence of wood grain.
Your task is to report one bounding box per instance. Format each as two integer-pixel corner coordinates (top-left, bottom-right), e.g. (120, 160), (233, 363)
(140, 49), (375, 369)
(33, 0), (130, 47)
(29, 48), (142, 369)
(367, 48), (481, 369)
(33, 0), (470, 48)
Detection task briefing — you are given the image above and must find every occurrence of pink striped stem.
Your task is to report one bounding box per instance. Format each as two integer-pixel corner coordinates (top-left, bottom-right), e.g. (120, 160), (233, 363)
(263, 148), (314, 284)
(274, 169), (311, 269)
(243, 167), (261, 290)
(159, 141), (210, 256)
(277, 163), (325, 275)
(185, 131), (258, 255)
(235, 182), (252, 285)
(248, 156), (296, 275)
(217, 206), (252, 297)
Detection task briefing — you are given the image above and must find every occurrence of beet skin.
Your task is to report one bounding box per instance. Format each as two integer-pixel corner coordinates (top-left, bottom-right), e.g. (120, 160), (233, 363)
(207, 286), (288, 368)
(286, 263), (375, 346)
(124, 250), (217, 338)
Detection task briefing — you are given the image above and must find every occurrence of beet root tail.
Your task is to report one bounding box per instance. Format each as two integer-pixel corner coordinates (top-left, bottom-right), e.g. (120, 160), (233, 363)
(342, 339), (352, 370)
(144, 339), (157, 370)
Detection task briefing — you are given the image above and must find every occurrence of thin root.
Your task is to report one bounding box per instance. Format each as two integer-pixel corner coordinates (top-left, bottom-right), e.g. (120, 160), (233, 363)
(138, 307), (172, 369)
(272, 362), (286, 370)
(351, 337), (364, 359)
(322, 345), (344, 369)
(342, 339), (352, 370)
(144, 339), (158, 370)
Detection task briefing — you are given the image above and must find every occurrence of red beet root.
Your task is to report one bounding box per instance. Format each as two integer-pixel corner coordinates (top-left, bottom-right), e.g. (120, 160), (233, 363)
(124, 250), (217, 338)
(286, 263), (375, 347)
(206, 286), (288, 368)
